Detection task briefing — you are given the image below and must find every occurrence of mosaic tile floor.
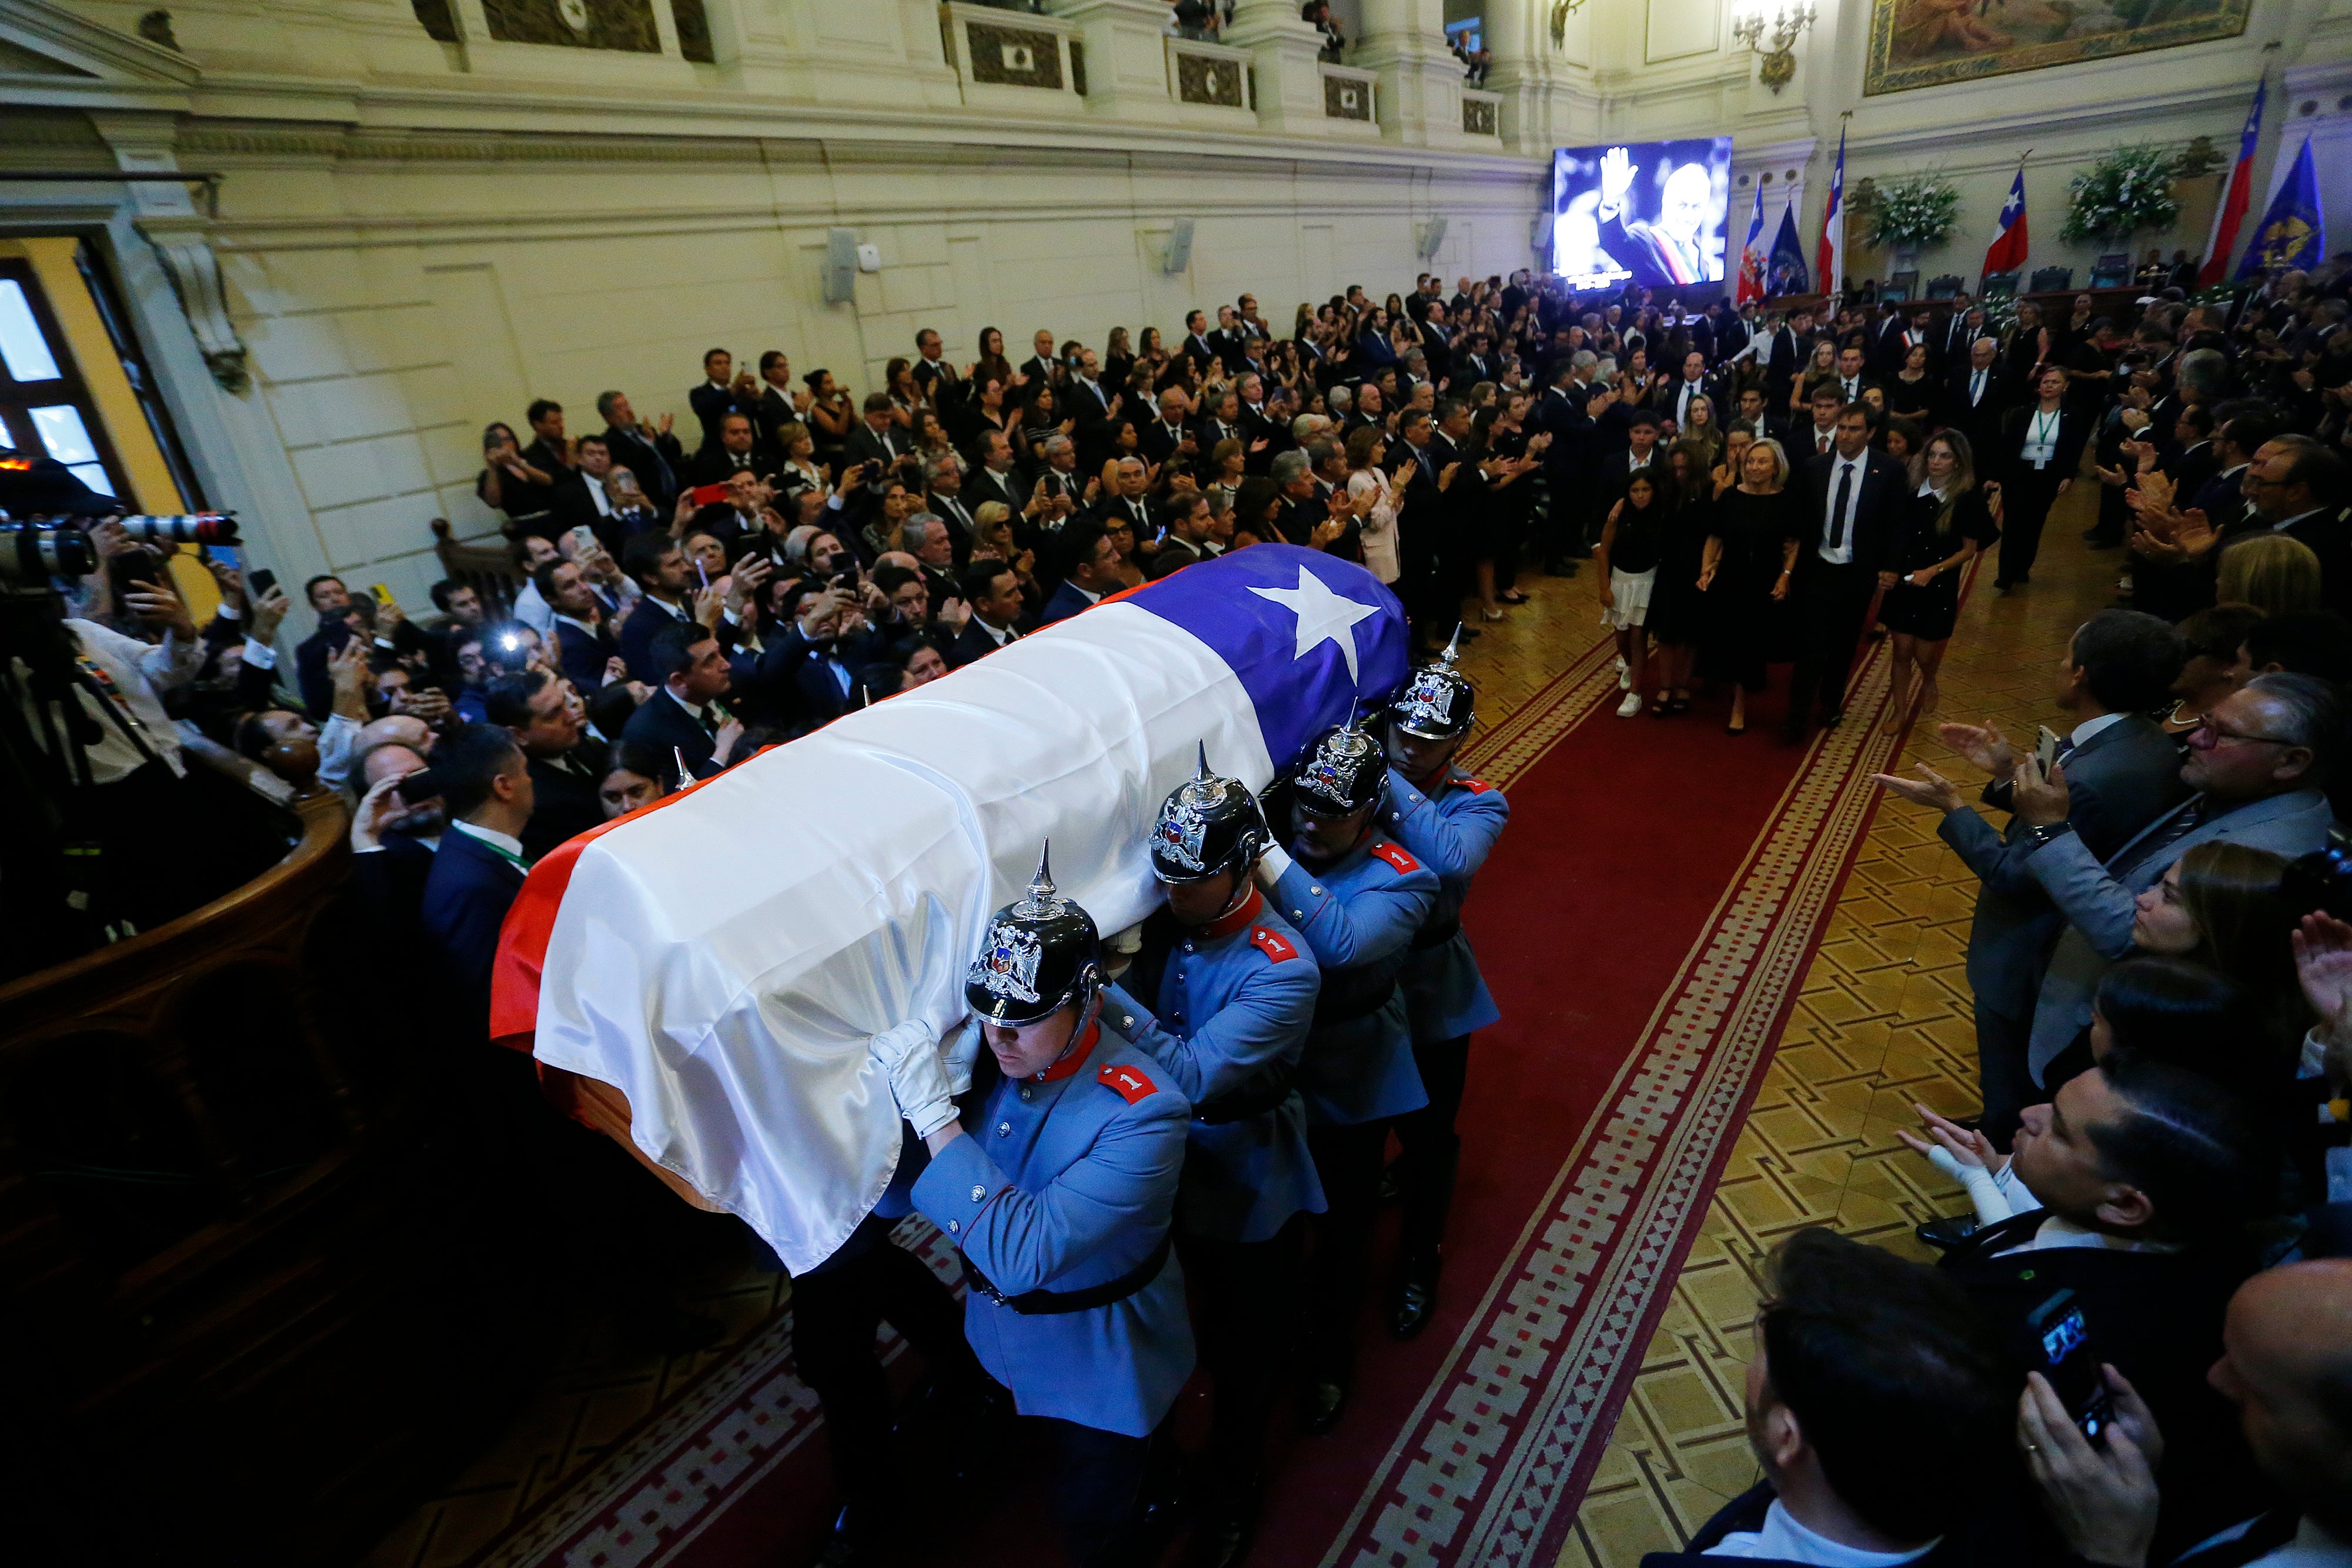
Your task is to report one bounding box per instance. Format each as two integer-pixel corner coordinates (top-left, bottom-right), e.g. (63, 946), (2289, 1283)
(1556, 486), (2124, 1567)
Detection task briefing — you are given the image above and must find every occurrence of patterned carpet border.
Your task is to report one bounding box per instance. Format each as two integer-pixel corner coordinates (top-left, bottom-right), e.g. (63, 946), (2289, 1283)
(1318, 635), (1918, 1568)
(459, 638), (1619, 1568)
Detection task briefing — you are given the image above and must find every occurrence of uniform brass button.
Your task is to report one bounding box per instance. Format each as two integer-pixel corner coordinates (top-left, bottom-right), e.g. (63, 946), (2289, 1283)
(946, 1219), (959, 1233)
(1310, 885), (1322, 895)
(1121, 1015), (1134, 1028)
(1020, 1086), (1034, 1101)
(997, 1121), (1011, 1136)
(970, 1184), (986, 1201)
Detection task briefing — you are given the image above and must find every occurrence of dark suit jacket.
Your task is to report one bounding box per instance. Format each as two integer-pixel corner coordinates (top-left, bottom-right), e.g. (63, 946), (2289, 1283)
(947, 617), (1020, 669)
(602, 423), (683, 513)
(1937, 714), (2189, 1030)
(751, 626), (868, 726)
(620, 685), (722, 779)
(1939, 1211), (2272, 1561)
(421, 827), (529, 1038)
(965, 464), (1025, 518)
(522, 741), (609, 863)
(615, 595), (696, 685)
(352, 831), (436, 951)
(549, 607), (620, 693)
(1999, 403), (2092, 486)
(686, 443), (776, 490)
(689, 380), (750, 453)
(2242, 508), (2352, 616)
(843, 422), (910, 480)
(1038, 579), (1099, 625)
(1790, 447), (1907, 576)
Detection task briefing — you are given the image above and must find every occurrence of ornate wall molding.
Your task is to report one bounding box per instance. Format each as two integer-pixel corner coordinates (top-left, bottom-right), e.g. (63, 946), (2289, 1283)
(966, 22), (1064, 88)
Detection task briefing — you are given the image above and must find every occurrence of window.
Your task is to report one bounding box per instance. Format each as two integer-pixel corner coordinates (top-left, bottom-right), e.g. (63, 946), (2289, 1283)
(0, 259), (128, 502)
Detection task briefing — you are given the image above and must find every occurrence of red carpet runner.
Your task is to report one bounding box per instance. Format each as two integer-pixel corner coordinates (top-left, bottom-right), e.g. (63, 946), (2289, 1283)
(465, 620), (1919, 1568)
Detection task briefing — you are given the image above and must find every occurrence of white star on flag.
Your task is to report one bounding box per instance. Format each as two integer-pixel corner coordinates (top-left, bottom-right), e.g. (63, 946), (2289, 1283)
(1250, 563), (1379, 685)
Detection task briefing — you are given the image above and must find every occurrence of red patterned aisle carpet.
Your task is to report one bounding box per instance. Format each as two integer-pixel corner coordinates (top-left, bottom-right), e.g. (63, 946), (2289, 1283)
(460, 621), (1919, 1568)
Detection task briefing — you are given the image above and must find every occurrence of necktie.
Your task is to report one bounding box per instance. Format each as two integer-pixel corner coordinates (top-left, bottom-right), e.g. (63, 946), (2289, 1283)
(1818, 431), (1832, 454)
(1972, 370), (1984, 406)
(1829, 463), (1853, 551)
(697, 704), (720, 737)
(2119, 798), (2206, 876)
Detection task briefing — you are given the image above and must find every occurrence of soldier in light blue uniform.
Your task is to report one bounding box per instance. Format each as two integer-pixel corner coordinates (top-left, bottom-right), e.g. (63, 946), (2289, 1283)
(1100, 747), (1322, 1568)
(871, 845), (1193, 1568)
(1252, 718), (1439, 1434)
(1380, 631), (1509, 1340)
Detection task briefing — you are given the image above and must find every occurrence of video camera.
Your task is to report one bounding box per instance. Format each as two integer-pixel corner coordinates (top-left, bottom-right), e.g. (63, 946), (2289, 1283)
(0, 511), (240, 589)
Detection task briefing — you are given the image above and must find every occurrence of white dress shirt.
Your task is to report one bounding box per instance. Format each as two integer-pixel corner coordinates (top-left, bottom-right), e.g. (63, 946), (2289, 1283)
(22, 620), (203, 783)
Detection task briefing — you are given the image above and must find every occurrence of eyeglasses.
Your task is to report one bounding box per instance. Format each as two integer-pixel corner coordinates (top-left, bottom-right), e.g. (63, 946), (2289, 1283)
(2190, 714), (2297, 747)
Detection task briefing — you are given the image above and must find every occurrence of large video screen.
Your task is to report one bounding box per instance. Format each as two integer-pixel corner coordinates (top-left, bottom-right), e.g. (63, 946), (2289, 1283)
(1551, 138), (1735, 293)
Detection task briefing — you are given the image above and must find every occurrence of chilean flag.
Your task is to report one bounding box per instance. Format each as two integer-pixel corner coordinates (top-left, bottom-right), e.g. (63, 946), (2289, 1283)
(1816, 126), (1846, 300)
(2201, 79), (2267, 287)
(1982, 159), (2030, 280)
(1736, 176), (1768, 305)
(489, 546), (1408, 1273)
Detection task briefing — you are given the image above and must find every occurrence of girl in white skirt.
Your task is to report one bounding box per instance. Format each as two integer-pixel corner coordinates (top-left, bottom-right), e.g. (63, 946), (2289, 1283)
(1596, 469), (1667, 718)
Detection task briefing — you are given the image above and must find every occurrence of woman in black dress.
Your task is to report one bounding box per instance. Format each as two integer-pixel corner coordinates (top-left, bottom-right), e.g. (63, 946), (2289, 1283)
(1470, 393), (1544, 617)
(1882, 429), (2002, 716)
(1643, 442), (1715, 716)
(1886, 342), (1939, 426)
(1698, 437), (1801, 735)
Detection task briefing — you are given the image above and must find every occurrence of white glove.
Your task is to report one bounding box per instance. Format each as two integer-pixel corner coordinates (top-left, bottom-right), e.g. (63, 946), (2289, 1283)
(1103, 922), (1144, 978)
(868, 1019), (957, 1139)
(943, 1016), (984, 1096)
(1254, 844), (1295, 889)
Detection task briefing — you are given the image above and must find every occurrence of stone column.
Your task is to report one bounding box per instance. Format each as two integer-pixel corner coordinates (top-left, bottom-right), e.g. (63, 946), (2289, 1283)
(1351, 0), (1463, 148)
(1049, 0), (1178, 123)
(1222, 0), (1331, 136)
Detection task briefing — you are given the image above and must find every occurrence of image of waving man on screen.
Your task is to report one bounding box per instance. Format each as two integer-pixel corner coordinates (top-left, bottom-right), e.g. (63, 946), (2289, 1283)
(1596, 145), (1716, 289)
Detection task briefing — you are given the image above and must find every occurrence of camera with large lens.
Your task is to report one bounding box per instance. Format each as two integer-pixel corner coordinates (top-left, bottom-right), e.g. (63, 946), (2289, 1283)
(115, 512), (240, 548)
(0, 519), (98, 589)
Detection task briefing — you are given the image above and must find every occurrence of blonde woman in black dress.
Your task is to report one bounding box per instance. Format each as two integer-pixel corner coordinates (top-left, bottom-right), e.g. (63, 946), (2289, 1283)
(1698, 437), (1801, 735)
(1882, 429), (2002, 717)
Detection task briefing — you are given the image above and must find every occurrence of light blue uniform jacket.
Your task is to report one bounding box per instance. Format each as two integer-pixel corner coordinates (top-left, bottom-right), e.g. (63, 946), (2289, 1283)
(1384, 765), (1508, 1044)
(909, 1021), (1196, 1437)
(1265, 835), (1440, 1126)
(1104, 897), (1325, 1243)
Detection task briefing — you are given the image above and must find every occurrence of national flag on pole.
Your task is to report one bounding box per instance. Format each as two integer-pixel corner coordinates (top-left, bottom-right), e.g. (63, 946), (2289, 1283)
(2201, 79), (2267, 287)
(490, 546), (1409, 1273)
(1768, 195), (1810, 296)
(1982, 159), (2030, 280)
(2236, 135), (2326, 279)
(1736, 177), (1768, 304)
(1815, 125), (1846, 298)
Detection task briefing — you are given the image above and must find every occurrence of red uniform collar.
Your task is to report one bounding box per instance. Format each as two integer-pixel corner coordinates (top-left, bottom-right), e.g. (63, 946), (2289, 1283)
(1034, 1018), (1103, 1082)
(1196, 885), (1267, 942)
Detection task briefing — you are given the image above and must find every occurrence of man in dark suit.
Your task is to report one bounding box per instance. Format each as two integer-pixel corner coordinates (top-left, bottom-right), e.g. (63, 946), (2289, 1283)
(621, 623), (739, 780)
(752, 350), (806, 452)
(1878, 611), (2191, 1142)
(534, 559), (622, 694)
(947, 560), (1028, 668)
(1064, 349), (1122, 474)
(1038, 521), (1121, 624)
(1930, 1057), (2271, 1562)
(1206, 305), (1250, 375)
(1633, 1229), (2013, 1568)
(1785, 404), (1907, 738)
(419, 723), (538, 1037)
(842, 393), (910, 479)
(965, 430), (1026, 518)
(596, 390), (685, 516)
(1826, 343), (1879, 410)
(686, 412), (776, 489)
(688, 348), (753, 455)
(749, 587), (878, 728)
(1389, 407), (1455, 651)
(1092, 455), (1155, 539)
(1729, 385), (1789, 450)
(521, 399), (577, 487)
(1763, 307), (1814, 409)
(1660, 350), (1714, 432)
(1017, 327), (1062, 392)
(1178, 310), (1219, 376)
(1138, 387), (1198, 468)
(923, 457), (980, 565)
(2233, 440), (2351, 615)
(1945, 336), (2007, 459)
(486, 668), (610, 862)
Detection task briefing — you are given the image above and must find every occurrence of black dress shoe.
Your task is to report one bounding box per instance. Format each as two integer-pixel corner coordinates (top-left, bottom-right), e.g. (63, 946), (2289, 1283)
(813, 1502), (886, 1567)
(1188, 1477), (1263, 1568)
(1916, 1216), (1980, 1252)
(1378, 1156), (1403, 1203)
(1820, 707), (1843, 729)
(1301, 1371), (1349, 1435)
(1389, 1255), (1442, 1340)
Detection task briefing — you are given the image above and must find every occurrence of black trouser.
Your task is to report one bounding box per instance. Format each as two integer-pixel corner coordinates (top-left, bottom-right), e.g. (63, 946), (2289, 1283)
(1999, 469), (2066, 583)
(1179, 1215), (1306, 1487)
(1040, 1413), (1172, 1568)
(1392, 1034), (1471, 1264)
(1305, 1119), (1390, 1378)
(793, 1214), (978, 1517)
(1972, 998), (2034, 1151)
(1785, 560), (1877, 725)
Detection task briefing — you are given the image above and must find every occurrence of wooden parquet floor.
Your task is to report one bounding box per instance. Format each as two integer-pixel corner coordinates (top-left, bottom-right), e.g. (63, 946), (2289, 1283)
(1555, 484), (2126, 1567)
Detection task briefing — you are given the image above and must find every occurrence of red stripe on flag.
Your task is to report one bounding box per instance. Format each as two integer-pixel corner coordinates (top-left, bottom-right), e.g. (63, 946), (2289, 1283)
(487, 752), (768, 1052)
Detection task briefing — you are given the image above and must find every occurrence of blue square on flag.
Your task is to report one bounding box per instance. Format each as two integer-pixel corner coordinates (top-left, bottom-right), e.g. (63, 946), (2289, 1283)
(1127, 545), (1410, 769)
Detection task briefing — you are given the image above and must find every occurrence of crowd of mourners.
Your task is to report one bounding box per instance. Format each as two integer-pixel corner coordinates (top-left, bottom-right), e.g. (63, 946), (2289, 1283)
(26, 252), (2352, 1568)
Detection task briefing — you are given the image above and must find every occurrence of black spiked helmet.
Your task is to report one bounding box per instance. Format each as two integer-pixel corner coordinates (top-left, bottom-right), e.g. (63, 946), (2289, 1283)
(1151, 742), (1271, 885)
(1388, 625), (1474, 741)
(965, 841), (1103, 1027)
(1289, 713), (1388, 818)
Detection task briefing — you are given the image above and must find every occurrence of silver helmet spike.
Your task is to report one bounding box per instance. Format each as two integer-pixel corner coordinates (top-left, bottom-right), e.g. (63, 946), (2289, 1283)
(1440, 623), (1464, 668)
(1013, 839), (1060, 918)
